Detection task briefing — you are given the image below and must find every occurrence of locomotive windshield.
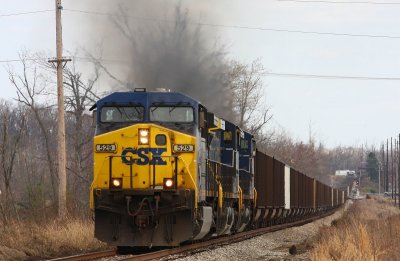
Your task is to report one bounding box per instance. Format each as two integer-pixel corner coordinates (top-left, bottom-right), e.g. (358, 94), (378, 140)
(149, 106), (194, 123)
(100, 106), (144, 123)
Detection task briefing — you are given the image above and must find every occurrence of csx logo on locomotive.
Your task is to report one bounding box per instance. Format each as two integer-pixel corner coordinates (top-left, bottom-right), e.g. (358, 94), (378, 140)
(121, 148), (167, 165)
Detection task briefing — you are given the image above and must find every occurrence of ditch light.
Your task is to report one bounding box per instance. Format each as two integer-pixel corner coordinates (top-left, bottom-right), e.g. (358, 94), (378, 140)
(163, 178), (174, 189)
(111, 178), (123, 189)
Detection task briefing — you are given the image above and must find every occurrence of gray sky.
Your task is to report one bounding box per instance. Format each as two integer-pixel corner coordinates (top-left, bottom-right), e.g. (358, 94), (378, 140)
(1, 0), (400, 148)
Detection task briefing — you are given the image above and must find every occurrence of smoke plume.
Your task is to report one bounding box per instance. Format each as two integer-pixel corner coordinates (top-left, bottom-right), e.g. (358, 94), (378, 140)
(85, 1), (236, 121)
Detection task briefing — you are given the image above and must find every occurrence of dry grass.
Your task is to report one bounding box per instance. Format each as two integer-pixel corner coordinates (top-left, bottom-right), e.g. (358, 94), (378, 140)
(311, 197), (400, 261)
(0, 218), (108, 260)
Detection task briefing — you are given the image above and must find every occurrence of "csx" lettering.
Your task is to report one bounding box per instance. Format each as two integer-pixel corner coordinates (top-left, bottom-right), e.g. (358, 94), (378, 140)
(121, 148), (167, 165)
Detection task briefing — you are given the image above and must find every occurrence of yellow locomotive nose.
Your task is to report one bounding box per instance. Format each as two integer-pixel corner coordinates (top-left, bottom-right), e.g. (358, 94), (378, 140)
(92, 123), (196, 192)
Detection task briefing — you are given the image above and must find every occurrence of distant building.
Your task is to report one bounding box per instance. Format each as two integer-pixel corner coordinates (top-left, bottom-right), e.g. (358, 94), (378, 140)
(335, 170), (356, 176)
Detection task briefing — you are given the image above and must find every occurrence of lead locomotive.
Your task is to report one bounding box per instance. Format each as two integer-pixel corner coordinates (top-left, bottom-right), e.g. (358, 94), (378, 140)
(90, 89), (344, 248)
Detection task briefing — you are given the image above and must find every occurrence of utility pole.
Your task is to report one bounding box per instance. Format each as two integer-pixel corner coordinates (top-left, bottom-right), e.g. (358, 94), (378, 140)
(391, 137), (394, 200)
(387, 139), (389, 192)
(378, 163), (381, 194)
(398, 135), (400, 208)
(48, 0), (71, 219)
(381, 143), (385, 194)
(392, 139), (397, 206)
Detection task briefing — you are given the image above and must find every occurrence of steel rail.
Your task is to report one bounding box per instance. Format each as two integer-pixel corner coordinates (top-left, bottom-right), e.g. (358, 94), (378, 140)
(120, 209), (337, 261)
(48, 249), (117, 261)
(49, 209), (337, 261)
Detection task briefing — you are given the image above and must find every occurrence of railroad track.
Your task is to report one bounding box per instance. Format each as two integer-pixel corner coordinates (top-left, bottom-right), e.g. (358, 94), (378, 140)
(50, 210), (336, 261)
(49, 250), (117, 261)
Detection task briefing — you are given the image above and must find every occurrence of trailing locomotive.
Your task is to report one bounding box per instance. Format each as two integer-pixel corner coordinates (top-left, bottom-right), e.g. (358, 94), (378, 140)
(89, 89), (345, 248)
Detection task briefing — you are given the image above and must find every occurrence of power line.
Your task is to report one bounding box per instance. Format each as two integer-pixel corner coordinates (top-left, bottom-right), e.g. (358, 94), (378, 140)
(0, 56), (124, 65)
(5, 55), (400, 81)
(4, 56), (400, 81)
(276, 0), (400, 5)
(0, 9), (53, 17)
(0, 58), (46, 63)
(0, 0), (397, 19)
(0, 56), (120, 64)
(64, 8), (400, 39)
(74, 56), (130, 64)
(192, 23), (400, 39)
(0, 59), (24, 63)
(265, 72), (400, 80)
(0, 8), (398, 39)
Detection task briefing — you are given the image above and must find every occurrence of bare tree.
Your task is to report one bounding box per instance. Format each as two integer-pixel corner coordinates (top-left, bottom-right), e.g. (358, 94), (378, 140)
(37, 50), (101, 215)
(0, 101), (26, 224)
(7, 52), (58, 200)
(230, 58), (272, 140)
(62, 60), (99, 216)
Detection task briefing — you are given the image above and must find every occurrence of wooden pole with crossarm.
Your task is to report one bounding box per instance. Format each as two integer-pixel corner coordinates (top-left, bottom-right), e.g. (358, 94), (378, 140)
(49, 0), (71, 219)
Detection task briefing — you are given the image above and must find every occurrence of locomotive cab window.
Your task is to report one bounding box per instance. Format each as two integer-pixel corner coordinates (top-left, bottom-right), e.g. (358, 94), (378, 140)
(223, 131), (233, 143)
(240, 138), (249, 150)
(100, 106), (144, 123)
(150, 106), (194, 123)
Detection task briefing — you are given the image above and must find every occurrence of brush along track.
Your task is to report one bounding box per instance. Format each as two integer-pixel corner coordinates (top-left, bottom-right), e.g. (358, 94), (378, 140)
(51, 210), (336, 261)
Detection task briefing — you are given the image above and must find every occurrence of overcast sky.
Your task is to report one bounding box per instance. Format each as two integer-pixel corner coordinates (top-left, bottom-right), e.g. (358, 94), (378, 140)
(1, 0), (400, 148)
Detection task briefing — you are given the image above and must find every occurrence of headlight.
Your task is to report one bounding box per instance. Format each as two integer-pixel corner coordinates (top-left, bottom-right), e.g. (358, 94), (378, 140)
(111, 178), (122, 189)
(163, 178), (174, 189)
(139, 129), (149, 137)
(139, 128), (149, 145)
(140, 137), (149, 144)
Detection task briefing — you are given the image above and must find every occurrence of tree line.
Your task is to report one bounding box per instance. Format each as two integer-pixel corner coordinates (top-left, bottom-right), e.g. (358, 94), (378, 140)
(0, 4), (371, 224)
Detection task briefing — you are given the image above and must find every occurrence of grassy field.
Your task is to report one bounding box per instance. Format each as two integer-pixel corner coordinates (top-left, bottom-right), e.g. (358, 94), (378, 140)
(0, 218), (107, 260)
(311, 196), (400, 261)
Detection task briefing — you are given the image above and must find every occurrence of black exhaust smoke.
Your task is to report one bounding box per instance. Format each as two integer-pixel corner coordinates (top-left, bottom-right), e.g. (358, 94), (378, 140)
(81, 1), (237, 121)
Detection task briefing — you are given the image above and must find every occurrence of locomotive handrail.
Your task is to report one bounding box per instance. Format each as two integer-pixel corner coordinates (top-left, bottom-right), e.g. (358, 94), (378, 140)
(148, 154), (198, 208)
(206, 159), (221, 182)
(238, 186), (243, 210)
(90, 157), (112, 209)
(108, 155), (134, 189)
(206, 158), (234, 168)
(148, 155), (179, 190)
(253, 188), (258, 208)
(176, 155), (197, 208)
(206, 159), (225, 200)
(239, 156), (253, 173)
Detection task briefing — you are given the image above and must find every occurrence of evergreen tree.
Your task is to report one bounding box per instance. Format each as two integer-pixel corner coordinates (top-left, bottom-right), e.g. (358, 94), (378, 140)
(366, 152), (379, 182)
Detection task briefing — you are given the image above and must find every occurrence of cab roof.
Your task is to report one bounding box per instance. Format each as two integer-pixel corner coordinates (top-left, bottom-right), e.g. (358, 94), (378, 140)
(90, 90), (200, 111)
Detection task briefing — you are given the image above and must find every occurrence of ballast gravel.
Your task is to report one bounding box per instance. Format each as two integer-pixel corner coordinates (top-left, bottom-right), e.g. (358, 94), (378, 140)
(100, 202), (351, 261)
(169, 203), (351, 261)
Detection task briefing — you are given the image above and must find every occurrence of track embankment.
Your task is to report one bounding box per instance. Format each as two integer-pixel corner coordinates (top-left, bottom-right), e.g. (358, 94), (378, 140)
(170, 204), (350, 261)
(311, 196), (400, 261)
(52, 209), (341, 261)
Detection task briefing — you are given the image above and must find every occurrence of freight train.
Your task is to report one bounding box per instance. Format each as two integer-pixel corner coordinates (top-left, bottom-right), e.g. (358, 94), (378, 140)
(89, 89), (345, 248)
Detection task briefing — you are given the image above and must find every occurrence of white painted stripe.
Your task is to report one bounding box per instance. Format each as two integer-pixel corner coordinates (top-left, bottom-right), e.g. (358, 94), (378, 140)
(284, 166), (291, 210)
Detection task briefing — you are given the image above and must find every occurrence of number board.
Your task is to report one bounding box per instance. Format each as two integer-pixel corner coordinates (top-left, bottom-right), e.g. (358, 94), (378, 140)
(173, 144), (194, 153)
(96, 144), (117, 153)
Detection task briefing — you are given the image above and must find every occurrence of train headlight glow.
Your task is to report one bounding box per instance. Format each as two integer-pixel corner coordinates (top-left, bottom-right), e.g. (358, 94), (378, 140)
(139, 129), (149, 137)
(140, 137), (149, 144)
(111, 178), (122, 189)
(163, 178), (174, 189)
(139, 129), (150, 145)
